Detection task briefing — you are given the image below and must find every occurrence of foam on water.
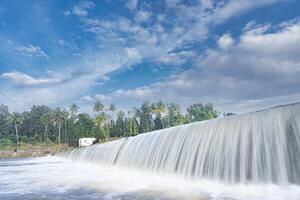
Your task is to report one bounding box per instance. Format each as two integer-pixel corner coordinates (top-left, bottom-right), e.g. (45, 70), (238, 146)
(1, 156), (300, 200)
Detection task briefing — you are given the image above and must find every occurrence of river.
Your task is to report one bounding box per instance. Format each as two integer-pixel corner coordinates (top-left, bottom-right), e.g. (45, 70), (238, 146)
(1, 156), (300, 200)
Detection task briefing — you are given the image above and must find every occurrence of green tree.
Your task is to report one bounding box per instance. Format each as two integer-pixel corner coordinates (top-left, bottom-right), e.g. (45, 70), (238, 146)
(115, 111), (125, 137)
(68, 113), (94, 146)
(139, 101), (153, 133)
(187, 103), (218, 122)
(10, 112), (24, 151)
(165, 103), (182, 127)
(151, 101), (166, 130)
(108, 104), (116, 137)
(109, 104), (116, 116)
(0, 104), (10, 138)
(23, 105), (52, 141)
(61, 109), (69, 143)
(41, 112), (53, 143)
(54, 108), (63, 145)
(93, 101), (105, 113)
(69, 103), (79, 119)
(94, 112), (108, 140)
(77, 113), (94, 129)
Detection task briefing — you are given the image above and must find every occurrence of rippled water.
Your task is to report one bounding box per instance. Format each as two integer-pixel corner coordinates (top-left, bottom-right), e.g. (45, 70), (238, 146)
(1, 156), (300, 200)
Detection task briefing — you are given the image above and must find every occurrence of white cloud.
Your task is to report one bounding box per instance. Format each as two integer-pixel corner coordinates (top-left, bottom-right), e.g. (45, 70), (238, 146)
(126, 0), (138, 11)
(212, 0), (282, 24)
(0, 0), (287, 113)
(0, 72), (96, 112)
(58, 39), (67, 46)
(1, 71), (61, 86)
(95, 94), (111, 101)
(217, 34), (234, 50)
(135, 10), (152, 22)
(72, 1), (95, 17)
(81, 95), (93, 101)
(63, 10), (71, 16)
(92, 19), (300, 113)
(77, 0), (283, 75)
(14, 44), (49, 59)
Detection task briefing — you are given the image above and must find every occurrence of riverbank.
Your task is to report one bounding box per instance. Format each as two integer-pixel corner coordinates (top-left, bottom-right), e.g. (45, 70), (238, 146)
(0, 144), (69, 159)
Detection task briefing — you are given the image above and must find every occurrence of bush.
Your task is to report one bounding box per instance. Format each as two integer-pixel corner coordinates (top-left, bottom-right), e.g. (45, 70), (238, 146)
(19, 136), (28, 143)
(0, 138), (13, 148)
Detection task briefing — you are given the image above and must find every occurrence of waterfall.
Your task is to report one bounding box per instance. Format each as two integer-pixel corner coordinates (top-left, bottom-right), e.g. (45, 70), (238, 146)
(61, 103), (300, 184)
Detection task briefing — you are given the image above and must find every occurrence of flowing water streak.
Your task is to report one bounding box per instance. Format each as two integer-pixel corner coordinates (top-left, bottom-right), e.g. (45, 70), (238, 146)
(62, 103), (300, 184)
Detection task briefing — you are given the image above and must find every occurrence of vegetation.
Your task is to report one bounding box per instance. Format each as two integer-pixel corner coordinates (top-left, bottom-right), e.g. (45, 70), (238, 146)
(0, 101), (224, 148)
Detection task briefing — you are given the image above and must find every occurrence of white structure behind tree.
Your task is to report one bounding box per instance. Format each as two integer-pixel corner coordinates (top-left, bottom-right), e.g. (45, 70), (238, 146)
(79, 138), (96, 147)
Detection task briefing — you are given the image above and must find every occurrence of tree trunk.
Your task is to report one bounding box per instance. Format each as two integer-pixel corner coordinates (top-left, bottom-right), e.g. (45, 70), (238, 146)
(15, 124), (18, 152)
(58, 122), (61, 146)
(45, 125), (48, 147)
(64, 120), (67, 143)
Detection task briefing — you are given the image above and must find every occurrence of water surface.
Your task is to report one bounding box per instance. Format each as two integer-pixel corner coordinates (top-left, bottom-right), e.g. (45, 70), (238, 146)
(1, 156), (300, 200)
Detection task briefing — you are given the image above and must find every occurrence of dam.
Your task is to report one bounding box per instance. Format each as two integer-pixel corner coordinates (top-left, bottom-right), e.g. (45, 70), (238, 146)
(62, 102), (300, 185)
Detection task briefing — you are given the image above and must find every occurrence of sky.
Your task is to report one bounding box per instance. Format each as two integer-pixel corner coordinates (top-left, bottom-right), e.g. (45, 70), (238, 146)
(0, 0), (300, 114)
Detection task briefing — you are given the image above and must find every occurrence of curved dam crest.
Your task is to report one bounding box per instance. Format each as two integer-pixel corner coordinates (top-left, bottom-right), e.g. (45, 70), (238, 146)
(62, 103), (300, 184)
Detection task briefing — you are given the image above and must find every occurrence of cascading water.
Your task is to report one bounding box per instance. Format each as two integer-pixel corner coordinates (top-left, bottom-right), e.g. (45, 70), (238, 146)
(62, 103), (300, 185)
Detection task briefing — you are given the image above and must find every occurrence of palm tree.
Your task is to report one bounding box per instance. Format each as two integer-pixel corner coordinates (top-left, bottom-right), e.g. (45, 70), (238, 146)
(54, 108), (63, 145)
(94, 113), (106, 128)
(93, 101), (104, 113)
(108, 104), (116, 137)
(61, 109), (69, 143)
(109, 104), (116, 118)
(69, 103), (79, 119)
(151, 101), (166, 128)
(41, 112), (53, 144)
(156, 101), (166, 114)
(94, 112), (108, 140)
(10, 112), (24, 151)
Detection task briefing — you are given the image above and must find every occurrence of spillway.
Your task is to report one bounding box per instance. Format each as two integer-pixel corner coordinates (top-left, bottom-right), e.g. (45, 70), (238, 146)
(61, 102), (300, 185)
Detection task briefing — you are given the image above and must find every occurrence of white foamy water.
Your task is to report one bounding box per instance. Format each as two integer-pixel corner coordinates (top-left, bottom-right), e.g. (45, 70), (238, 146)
(1, 156), (300, 200)
(63, 103), (300, 184)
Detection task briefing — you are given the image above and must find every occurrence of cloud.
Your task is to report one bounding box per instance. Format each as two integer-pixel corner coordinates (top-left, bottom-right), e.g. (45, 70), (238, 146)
(81, 95), (93, 101)
(77, 0), (283, 73)
(0, 72), (96, 112)
(92, 19), (300, 113)
(63, 10), (71, 16)
(135, 10), (152, 22)
(72, 1), (95, 17)
(57, 39), (67, 46)
(126, 0), (138, 11)
(212, 0), (282, 24)
(14, 44), (49, 59)
(1, 71), (61, 86)
(0, 0), (286, 113)
(95, 94), (111, 101)
(217, 34), (234, 50)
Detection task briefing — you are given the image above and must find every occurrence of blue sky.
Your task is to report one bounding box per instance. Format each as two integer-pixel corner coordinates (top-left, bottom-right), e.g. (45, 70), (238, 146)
(0, 0), (300, 114)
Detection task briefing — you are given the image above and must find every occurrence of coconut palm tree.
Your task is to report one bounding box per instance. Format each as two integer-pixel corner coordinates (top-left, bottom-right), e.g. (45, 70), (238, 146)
(10, 112), (24, 151)
(61, 109), (69, 143)
(151, 101), (166, 128)
(69, 103), (79, 119)
(94, 112), (108, 140)
(54, 108), (63, 145)
(109, 104), (116, 118)
(41, 112), (54, 143)
(108, 104), (116, 136)
(93, 101), (105, 113)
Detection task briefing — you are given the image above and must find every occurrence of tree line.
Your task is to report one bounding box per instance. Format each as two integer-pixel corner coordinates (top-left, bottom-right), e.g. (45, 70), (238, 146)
(0, 101), (233, 147)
